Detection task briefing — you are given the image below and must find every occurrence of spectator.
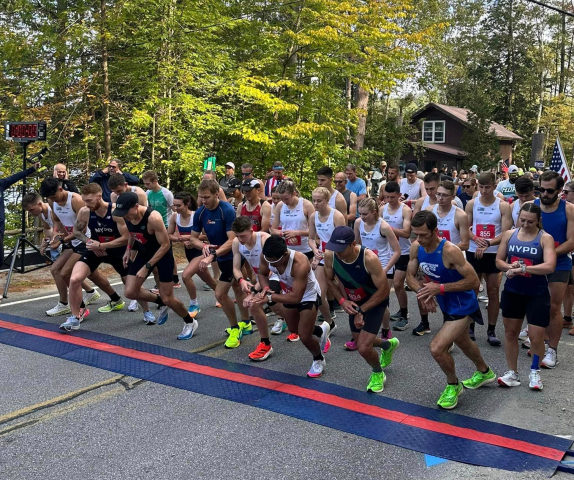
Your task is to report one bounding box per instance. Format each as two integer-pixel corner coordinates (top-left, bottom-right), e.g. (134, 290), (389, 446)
(240, 163), (265, 196)
(225, 178), (244, 209)
(264, 161), (285, 200)
(345, 163), (367, 207)
(457, 177), (477, 210)
(142, 170), (174, 228)
(53, 164), (79, 193)
(89, 158), (139, 202)
(219, 162), (236, 190)
(334, 171), (357, 227)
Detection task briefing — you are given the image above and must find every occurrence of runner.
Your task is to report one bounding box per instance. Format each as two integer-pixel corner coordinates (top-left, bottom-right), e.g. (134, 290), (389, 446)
(240, 163), (265, 197)
(413, 172), (440, 213)
(511, 177), (536, 227)
(428, 181), (470, 251)
(334, 171), (357, 227)
(562, 181), (574, 335)
(108, 173), (148, 206)
(496, 203), (556, 390)
(400, 163), (426, 207)
(324, 226), (400, 393)
(253, 235), (330, 377)
(316, 166), (347, 217)
(112, 191), (197, 339)
(465, 172), (512, 345)
(354, 198), (400, 345)
(406, 211), (496, 410)
(381, 181), (412, 330)
(345, 164), (368, 206)
(235, 179), (272, 232)
(309, 187), (346, 334)
(23, 192), (60, 261)
(185, 179), (250, 348)
(533, 171), (574, 368)
(232, 217), (288, 360)
(271, 180), (314, 260)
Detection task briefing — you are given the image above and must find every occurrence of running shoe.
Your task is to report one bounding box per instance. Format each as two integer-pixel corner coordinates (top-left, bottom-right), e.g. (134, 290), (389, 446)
(392, 317), (409, 331)
(518, 327), (529, 341)
(263, 305), (275, 317)
(271, 319), (287, 335)
(98, 299), (125, 313)
(412, 322), (431, 336)
(157, 305), (169, 325)
(462, 367), (496, 389)
(380, 329), (393, 340)
(319, 321), (331, 353)
(478, 283), (484, 292)
(529, 369), (543, 390)
(498, 370), (520, 387)
(248, 342), (273, 361)
(128, 300), (139, 312)
(239, 320), (253, 335)
(83, 290), (100, 305)
(150, 286), (160, 295)
(379, 337), (400, 369)
(188, 304), (201, 318)
(366, 371), (386, 393)
(541, 348), (558, 369)
(173, 282), (182, 289)
(286, 333), (299, 342)
(522, 337), (531, 348)
(447, 342), (455, 353)
(344, 339), (357, 351)
(526, 343), (548, 357)
(437, 382), (463, 410)
(390, 310), (408, 321)
(177, 320), (198, 340)
(59, 315), (80, 332)
(143, 310), (156, 325)
(225, 326), (243, 348)
(477, 295), (488, 302)
(487, 331), (501, 346)
(307, 359), (325, 378)
(203, 284), (212, 291)
(46, 301), (71, 317)
(329, 323), (338, 336)
(469, 327), (476, 341)
(78, 308), (89, 322)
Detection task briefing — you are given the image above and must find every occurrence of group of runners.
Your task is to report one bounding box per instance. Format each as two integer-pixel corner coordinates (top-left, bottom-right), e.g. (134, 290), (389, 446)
(23, 160), (573, 410)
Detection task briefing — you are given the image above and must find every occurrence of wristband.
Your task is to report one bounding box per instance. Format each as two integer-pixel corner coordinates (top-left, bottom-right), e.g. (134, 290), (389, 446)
(338, 297), (346, 305)
(238, 277), (244, 284)
(440, 284), (445, 295)
(262, 286), (271, 292)
(127, 245), (133, 250)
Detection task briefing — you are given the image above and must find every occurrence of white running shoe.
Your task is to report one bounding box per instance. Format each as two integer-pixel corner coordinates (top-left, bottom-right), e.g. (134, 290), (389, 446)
(522, 337), (531, 348)
(128, 300), (139, 312)
(541, 348), (558, 369)
(518, 327), (529, 341)
(479, 283), (484, 292)
(46, 301), (71, 317)
(477, 295), (488, 302)
(319, 321), (331, 353)
(497, 370), (521, 387)
(83, 290), (100, 305)
(59, 315), (80, 332)
(143, 310), (156, 325)
(529, 369), (543, 390)
(307, 359), (326, 378)
(271, 318), (286, 335)
(178, 320), (198, 340)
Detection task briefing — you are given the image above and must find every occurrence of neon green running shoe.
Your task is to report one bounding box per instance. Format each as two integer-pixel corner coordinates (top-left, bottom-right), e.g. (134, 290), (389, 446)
(437, 382), (463, 409)
(97, 299), (125, 313)
(366, 371), (386, 393)
(379, 337), (400, 369)
(462, 367), (496, 389)
(225, 326), (243, 349)
(238, 320), (253, 335)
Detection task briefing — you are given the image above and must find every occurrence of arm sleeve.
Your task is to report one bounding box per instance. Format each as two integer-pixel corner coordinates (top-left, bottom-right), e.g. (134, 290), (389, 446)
(123, 172), (139, 185)
(0, 167), (36, 190)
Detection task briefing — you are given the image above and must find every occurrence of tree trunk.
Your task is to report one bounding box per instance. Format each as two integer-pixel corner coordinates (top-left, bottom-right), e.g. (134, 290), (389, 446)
(559, 6), (566, 94)
(344, 77), (352, 149)
(101, 0), (112, 162)
(353, 84), (369, 151)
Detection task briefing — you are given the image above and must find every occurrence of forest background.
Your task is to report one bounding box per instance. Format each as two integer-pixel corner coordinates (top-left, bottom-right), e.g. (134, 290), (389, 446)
(1, 0), (574, 232)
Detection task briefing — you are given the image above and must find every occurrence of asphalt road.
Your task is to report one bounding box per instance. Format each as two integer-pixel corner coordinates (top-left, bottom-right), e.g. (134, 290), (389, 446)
(0, 266), (573, 479)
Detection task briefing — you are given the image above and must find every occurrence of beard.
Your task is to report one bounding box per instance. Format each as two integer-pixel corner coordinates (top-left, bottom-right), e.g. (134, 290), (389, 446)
(540, 194), (559, 205)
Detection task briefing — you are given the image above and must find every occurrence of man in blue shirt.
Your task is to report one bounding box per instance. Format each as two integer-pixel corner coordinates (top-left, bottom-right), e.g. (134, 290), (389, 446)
(345, 164), (367, 218)
(90, 159), (139, 202)
(186, 179), (249, 349)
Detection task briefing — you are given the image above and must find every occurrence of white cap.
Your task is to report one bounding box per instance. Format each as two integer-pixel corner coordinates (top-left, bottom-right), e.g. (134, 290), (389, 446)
(470, 165), (478, 173)
(225, 162), (235, 169)
(508, 165), (519, 174)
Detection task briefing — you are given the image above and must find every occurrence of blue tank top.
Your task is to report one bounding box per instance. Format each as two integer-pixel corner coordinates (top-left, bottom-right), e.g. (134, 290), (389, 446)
(333, 247), (378, 306)
(417, 238), (478, 316)
(88, 203), (123, 256)
(534, 199), (570, 271)
(505, 229), (548, 295)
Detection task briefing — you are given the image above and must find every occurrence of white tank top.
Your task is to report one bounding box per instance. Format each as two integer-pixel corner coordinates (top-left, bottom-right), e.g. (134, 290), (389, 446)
(432, 204), (461, 246)
(41, 205), (53, 229)
(328, 190), (343, 210)
(314, 209), (336, 252)
(470, 197), (501, 253)
(279, 197), (310, 252)
(512, 200), (521, 226)
(269, 249), (320, 301)
(53, 192), (90, 247)
(383, 203), (411, 255)
(421, 195), (432, 210)
(400, 178), (422, 201)
(359, 219), (390, 267)
(176, 212), (193, 230)
(238, 233), (279, 281)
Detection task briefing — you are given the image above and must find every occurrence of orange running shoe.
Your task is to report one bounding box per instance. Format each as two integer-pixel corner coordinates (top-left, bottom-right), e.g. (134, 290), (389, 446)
(286, 333), (299, 342)
(248, 342), (273, 361)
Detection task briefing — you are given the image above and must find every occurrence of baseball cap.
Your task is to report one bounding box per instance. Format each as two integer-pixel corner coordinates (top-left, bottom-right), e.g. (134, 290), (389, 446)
(405, 163), (417, 174)
(112, 192), (138, 217)
(226, 178), (242, 193)
(225, 162), (235, 169)
(241, 179), (260, 191)
(325, 226), (355, 252)
(529, 167), (537, 173)
(508, 165), (519, 174)
(470, 165), (478, 173)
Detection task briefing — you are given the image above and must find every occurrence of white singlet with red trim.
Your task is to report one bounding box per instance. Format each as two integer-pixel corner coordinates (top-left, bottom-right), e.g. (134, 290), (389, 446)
(383, 203), (411, 255)
(53, 192), (90, 247)
(269, 249), (320, 300)
(359, 219), (390, 268)
(469, 196), (501, 254)
(432, 204), (461, 246)
(279, 197), (311, 252)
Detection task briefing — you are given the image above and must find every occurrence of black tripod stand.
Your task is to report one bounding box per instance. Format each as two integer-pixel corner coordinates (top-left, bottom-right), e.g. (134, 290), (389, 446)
(3, 142), (51, 298)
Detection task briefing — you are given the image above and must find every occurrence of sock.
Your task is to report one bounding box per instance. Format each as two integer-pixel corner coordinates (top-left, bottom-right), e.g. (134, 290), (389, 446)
(421, 314), (429, 327)
(189, 298), (198, 306)
(400, 307), (408, 318)
(61, 301), (68, 305)
(173, 275), (179, 283)
(531, 354), (540, 370)
(448, 379), (459, 385)
(469, 322), (475, 332)
(110, 292), (120, 302)
(85, 289), (95, 294)
(261, 337), (271, 346)
(313, 353), (324, 361)
(80, 301), (85, 308)
(183, 314), (194, 324)
(481, 366), (490, 374)
(381, 340), (391, 350)
(230, 325), (239, 329)
(155, 295), (165, 307)
(329, 320), (336, 329)
(381, 328), (390, 338)
(313, 325), (323, 337)
(487, 325), (495, 335)
(372, 366), (383, 373)
(564, 316), (572, 323)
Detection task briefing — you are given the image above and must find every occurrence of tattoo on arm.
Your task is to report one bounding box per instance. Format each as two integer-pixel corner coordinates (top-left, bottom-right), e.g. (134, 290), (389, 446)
(74, 220), (90, 243)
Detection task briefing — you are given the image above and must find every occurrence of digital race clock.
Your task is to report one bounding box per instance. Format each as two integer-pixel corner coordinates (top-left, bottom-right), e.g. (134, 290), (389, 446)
(4, 121), (47, 143)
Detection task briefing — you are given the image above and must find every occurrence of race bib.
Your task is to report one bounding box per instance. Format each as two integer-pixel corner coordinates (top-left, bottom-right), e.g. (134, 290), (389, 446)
(253, 266), (259, 274)
(98, 235), (116, 243)
(345, 286), (367, 302)
(476, 224), (495, 239)
(510, 256), (533, 277)
(64, 226), (73, 234)
(555, 241), (560, 248)
(369, 248), (378, 256)
(437, 229), (451, 241)
(279, 281), (293, 293)
(321, 241), (327, 252)
(130, 232), (147, 244)
(285, 235), (302, 246)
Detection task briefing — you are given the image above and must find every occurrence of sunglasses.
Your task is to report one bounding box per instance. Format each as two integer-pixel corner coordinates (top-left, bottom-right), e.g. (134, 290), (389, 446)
(463, 185), (471, 188)
(242, 172), (252, 176)
(564, 190), (574, 194)
(537, 187), (559, 194)
(334, 180), (345, 184)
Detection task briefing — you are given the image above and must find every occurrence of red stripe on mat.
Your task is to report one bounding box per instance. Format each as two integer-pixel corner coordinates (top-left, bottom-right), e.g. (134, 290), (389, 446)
(0, 319), (564, 461)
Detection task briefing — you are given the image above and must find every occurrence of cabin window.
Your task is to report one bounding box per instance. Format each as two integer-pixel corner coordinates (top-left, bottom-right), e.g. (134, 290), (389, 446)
(422, 120), (445, 143)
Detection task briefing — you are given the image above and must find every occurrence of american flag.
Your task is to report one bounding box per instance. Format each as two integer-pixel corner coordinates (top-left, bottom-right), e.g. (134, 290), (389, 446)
(549, 137), (571, 183)
(501, 158), (509, 168)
